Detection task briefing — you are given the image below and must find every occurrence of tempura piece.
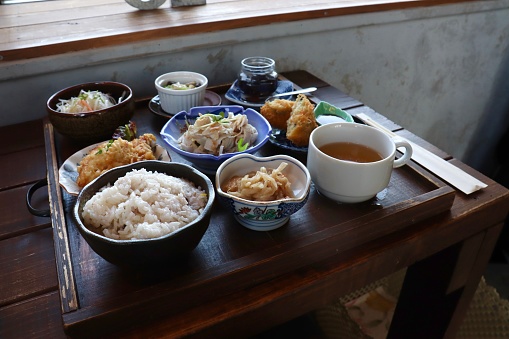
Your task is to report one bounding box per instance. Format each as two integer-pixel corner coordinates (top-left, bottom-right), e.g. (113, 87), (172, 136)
(76, 133), (157, 187)
(260, 99), (294, 130)
(222, 162), (294, 201)
(285, 94), (317, 147)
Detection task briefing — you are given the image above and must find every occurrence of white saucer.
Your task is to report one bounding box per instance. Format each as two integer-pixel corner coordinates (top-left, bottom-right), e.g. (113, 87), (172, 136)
(148, 90), (222, 117)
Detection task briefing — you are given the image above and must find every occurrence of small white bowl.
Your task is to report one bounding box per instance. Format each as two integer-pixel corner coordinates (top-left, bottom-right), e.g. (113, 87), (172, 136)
(155, 71), (208, 114)
(216, 154), (311, 231)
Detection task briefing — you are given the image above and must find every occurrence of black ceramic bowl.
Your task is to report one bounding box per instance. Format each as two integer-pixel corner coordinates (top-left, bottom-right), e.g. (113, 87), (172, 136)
(47, 81), (135, 144)
(73, 160), (215, 269)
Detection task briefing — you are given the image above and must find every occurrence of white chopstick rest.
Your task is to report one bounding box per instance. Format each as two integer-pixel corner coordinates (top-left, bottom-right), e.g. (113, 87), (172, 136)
(356, 113), (488, 195)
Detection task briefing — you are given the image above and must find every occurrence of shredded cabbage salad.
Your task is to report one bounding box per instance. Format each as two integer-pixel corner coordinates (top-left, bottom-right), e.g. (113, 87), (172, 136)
(56, 90), (116, 113)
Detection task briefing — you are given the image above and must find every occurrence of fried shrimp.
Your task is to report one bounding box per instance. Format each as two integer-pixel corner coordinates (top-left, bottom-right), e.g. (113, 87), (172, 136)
(285, 94), (317, 147)
(260, 99), (294, 130)
(76, 133), (157, 187)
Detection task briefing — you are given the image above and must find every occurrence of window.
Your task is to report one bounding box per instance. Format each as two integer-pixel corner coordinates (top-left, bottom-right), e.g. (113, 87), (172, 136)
(1, 0), (49, 3)
(0, 0), (469, 62)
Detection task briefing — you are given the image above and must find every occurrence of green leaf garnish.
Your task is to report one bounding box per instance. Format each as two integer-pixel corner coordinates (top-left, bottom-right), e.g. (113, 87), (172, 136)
(112, 121), (137, 141)
(204, 111), (225, 122)
(237, 138), (249, 152)
(95, 139), (114, 155)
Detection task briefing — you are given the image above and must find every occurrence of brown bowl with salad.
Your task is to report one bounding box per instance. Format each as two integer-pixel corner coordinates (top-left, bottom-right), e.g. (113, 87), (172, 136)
(47, 81), (135, 144)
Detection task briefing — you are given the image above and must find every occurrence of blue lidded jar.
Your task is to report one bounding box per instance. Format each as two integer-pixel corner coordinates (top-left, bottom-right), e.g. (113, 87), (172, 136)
(238, 57), (278, 102)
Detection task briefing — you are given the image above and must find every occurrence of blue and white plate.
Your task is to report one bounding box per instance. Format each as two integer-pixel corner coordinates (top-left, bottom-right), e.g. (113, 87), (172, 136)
(225, 80), (294, 108)
(268, 101), (354, 153)
(268, 129), (308, 153)
(59, 142), (170, 195)
(160, 105), (272, 175)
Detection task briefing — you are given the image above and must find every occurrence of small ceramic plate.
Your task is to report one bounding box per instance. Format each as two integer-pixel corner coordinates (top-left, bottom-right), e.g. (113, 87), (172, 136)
(148, 90), (222, 118)
(268, 101), (354, 152)
(225, 80), (294, 108)
(314, 101), (354, 125)
(268, 129), (308, 153)
(59, 142), (171, 196)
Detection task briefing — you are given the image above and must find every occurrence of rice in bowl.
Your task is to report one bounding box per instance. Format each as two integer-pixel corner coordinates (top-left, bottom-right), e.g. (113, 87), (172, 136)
(82, 168), (207, 240)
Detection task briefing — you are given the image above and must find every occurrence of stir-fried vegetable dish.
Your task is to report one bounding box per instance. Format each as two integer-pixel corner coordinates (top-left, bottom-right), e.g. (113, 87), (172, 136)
(178, 110), (258, 156)
(221, 162), (294, 201)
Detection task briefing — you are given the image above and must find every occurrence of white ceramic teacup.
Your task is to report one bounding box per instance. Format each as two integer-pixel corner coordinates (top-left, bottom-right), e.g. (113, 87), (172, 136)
(307, 122), (413, 203)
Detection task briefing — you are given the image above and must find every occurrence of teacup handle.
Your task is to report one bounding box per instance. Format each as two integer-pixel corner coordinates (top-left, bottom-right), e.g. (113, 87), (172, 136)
(392, 137), (413, 168)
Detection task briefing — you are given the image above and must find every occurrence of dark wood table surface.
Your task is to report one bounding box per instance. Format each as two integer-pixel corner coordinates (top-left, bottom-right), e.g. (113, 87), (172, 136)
(1, 70), (508, 339)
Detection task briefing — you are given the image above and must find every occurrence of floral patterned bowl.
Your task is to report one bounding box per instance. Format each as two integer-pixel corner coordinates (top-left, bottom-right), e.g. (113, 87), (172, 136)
(215, 153), (311, 231)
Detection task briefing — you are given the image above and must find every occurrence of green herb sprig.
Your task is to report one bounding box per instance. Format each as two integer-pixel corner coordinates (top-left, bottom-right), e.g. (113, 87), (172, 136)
(237, 138), (249, 152)
(95, 139), (114, 155)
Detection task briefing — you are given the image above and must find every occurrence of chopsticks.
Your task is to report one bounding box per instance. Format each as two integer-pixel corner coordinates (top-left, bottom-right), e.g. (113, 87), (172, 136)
(356, 113), (488, 195)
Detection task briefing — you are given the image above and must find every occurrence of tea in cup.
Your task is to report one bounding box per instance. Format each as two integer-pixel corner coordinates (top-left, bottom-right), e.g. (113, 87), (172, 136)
(307, 122), (413, 203)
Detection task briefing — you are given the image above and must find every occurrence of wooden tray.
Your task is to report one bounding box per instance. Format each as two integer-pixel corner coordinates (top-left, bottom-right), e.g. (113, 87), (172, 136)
(44, 93), (455, 337)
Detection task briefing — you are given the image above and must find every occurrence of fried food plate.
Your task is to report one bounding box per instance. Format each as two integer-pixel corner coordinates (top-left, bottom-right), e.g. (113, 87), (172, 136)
(59, 142), (171, 195)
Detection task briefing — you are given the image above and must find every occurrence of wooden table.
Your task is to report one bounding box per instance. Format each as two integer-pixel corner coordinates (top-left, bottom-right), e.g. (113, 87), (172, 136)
(2, 70), (508, 338)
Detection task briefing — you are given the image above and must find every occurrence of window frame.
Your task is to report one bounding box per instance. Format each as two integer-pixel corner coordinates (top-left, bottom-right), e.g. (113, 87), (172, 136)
(0, 0), (478, 62)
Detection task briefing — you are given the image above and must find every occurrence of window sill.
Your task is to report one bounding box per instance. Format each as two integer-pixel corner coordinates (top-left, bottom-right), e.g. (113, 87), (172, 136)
(0, 0), (473, 62)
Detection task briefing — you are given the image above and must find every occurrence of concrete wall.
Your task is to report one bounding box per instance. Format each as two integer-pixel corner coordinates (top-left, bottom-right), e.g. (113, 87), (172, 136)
(2, 0), (508, 171)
